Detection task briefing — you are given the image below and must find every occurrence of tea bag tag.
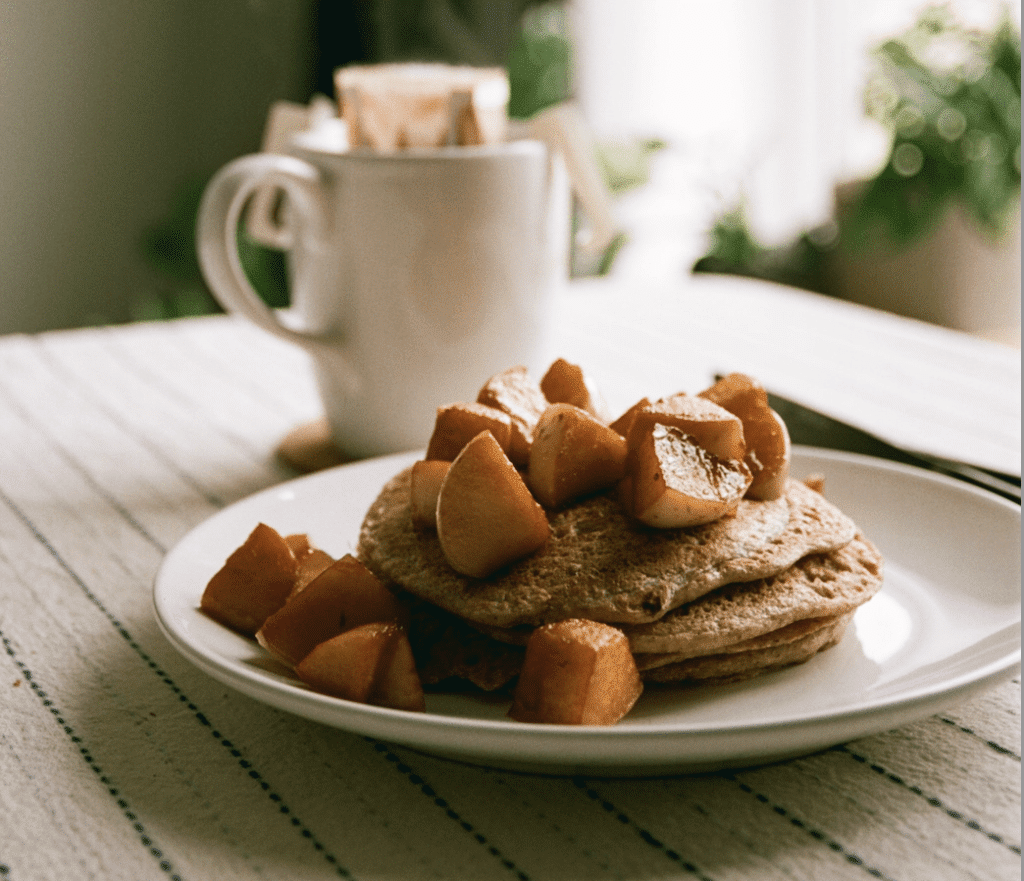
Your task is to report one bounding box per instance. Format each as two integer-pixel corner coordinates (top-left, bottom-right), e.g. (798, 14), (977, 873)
(520, 102), (619, 255)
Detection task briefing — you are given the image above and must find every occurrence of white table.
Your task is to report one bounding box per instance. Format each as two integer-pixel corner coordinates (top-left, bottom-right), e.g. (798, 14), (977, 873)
(0, 274), (1018, 880)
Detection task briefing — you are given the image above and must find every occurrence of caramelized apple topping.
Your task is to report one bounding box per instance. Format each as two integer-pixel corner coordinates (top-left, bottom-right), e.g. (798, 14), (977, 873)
(426, 401), (513, 462)
(256, 553), (407, 668)
(699, 373), (790, 500)
(410, 459), (450, 529)
(527, 403), (627, 509)
(509, 619), (642, 725)
(200, 523), (298, 635)
(626, 393), (746, 462)
(435, 430), (549, 578)
(540, 358), (611, 422)
(608, 397), (652, 437)
(476, 366), (549, 465)
(295, 621), (425, 712)
(626, 424), (752, 528)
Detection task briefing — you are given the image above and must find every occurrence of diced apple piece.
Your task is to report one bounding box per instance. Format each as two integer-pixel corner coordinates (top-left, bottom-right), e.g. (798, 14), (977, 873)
(436, 430), (549, 578)
(291, 548), (335, 596)
(284, 533), (313, 557)
(295, 624), (380, 701)
(410, 459), (450, 529)
(256, 554), (407, 667)
(698, 372), (766, 412)
(294, 622), (426, 712)
(803, 473), (826, 494)
(626, 424), (752, 527)
(200, 523), (296, 635)
(626, 393), (746, 462)
(476, 366), (549, 465)
(741, 408), (790, 500)
(527, 404), (627, 508)
(425, 402), (513, 461)
(699, 373), (790, 500)
(509, 619), (642, 725)
(372, 627), (426, 712)
(608, 397), (652, 437)
(540, 358), (611, 422)
(283, 533), (334, 596)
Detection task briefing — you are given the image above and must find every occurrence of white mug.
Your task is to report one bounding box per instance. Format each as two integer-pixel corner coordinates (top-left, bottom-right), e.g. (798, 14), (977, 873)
(197, 134), (573, 459)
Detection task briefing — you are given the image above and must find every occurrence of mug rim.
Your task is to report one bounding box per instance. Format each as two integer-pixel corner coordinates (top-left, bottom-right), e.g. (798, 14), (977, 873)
(290, 133), (547, 162)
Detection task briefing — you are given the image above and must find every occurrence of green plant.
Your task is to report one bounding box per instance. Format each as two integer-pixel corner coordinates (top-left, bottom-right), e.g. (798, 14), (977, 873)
(843, 4), (1020, 249)
(138, 178), (218, 320)
(507, 2), (572, 119)
(692, 205), (832, 294)
(695, 5), (1020, 289)
(140, 178), (293, 320)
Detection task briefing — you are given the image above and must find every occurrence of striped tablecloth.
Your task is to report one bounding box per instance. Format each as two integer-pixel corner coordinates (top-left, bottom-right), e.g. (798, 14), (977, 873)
(0, 275), (1019, 880)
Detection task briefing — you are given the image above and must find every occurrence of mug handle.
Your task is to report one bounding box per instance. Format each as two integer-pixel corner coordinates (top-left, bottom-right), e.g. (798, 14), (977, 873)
(195, 152), (338, 352)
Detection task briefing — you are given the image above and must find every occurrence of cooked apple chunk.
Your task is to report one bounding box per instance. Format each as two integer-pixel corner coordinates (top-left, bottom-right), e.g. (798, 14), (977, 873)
(626, 393), (746, 462)
(200, 523), (297, 635)
(436, 430), (549, 578)
(699, 373), (790, 500)
(283, 533), (334, 596)
(425, 402), (513, 461)
(291, 548), (335, 596)
(527, 404), (627, 508)
(409, 459), (450, 529)
(626, 423), (752, 527)
(476, 365), (549, 465)
(256, 554), (407, 667)
(540, 358), (611, 422)
(740, 408), (790, 500)
(284, 533), (313, 557)
(295, 622), (425, 712)
(608, 397), (652, 437)
(509, 619), (642, 725)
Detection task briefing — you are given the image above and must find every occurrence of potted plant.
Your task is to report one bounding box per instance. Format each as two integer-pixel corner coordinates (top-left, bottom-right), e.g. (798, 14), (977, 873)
(828, 5), (1021, 341)
(695, 5), (1020, 343)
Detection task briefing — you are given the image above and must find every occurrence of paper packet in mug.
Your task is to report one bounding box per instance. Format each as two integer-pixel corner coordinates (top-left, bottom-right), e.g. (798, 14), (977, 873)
(336, 62), (510, 150)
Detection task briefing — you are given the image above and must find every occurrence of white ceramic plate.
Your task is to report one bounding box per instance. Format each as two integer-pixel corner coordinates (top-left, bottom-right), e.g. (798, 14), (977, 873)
(153, 448), (1021, 776)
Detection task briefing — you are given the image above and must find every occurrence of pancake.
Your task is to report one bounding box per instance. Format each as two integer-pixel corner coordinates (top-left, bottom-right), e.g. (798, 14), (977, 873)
(357, 468), (857, 628)
(622, 533), (883, 654)
(469, 534), (883, 655)
(633, 612), (850, 670)
(640, 613), (853, 685)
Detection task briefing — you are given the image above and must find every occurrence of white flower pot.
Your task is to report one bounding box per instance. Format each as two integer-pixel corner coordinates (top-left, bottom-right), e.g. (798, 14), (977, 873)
(829, 188), (1021, 345)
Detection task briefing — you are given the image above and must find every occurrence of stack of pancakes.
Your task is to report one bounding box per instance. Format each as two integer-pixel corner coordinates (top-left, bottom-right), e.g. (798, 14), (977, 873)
(357, 467), (884, 692)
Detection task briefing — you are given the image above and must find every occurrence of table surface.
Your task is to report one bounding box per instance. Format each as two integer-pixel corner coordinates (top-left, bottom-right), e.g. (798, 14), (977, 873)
(0, 274), (1019, 881)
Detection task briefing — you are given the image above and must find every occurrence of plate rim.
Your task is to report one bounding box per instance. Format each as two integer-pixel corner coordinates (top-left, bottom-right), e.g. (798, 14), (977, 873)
(152, 446), (1021, 771)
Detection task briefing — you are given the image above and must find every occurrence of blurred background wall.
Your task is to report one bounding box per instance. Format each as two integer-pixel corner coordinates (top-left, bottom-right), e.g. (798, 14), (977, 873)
(0, 0), (319, 333)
